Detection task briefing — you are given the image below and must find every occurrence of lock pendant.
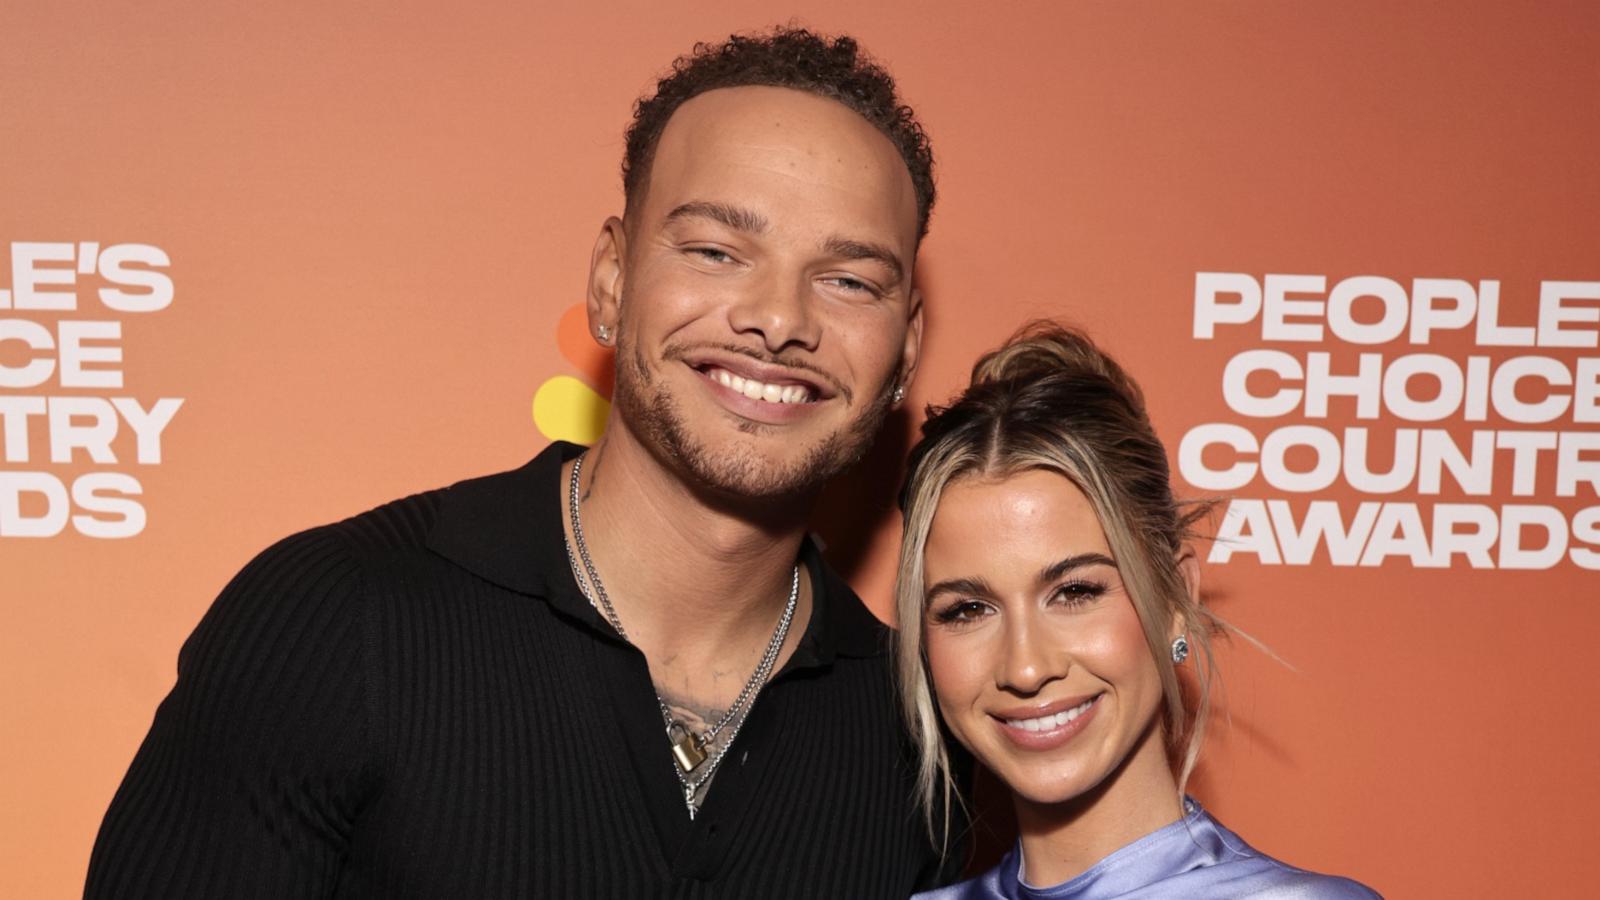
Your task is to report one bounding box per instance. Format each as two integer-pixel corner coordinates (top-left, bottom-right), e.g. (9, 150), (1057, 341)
(671, 729), (708, 772)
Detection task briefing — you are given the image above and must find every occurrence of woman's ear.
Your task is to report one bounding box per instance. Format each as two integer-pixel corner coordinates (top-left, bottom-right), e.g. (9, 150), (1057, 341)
(1172, 548), (1202, 638)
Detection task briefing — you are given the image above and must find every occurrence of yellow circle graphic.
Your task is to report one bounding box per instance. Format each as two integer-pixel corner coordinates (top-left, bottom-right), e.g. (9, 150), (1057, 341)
(532, 375), (610, 445)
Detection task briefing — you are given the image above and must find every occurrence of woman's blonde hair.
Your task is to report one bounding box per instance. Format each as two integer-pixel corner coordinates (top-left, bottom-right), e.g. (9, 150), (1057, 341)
(895, 321), (1223, 848)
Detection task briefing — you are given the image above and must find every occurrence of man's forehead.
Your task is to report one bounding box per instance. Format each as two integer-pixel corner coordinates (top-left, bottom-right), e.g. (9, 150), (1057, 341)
(644, 85), (919, 245)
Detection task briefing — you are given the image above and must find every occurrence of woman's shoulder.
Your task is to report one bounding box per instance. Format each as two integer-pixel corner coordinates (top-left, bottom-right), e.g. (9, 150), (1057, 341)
(1199, 810), (1381, 899)
(911, 860), (1378, 900)
(909, 804), (1380, 900)
(1204, 862), (1381, 899)
(911, 862), (1378, 900)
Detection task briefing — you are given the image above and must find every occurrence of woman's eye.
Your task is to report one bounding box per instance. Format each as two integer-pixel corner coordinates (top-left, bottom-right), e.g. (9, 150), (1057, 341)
(1052, 580), (1106, 608)
(931, 599), (989, 625)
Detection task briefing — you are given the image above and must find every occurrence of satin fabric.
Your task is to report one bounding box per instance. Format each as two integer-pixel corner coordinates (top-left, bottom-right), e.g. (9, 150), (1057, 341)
(915, 800), (1379, 899)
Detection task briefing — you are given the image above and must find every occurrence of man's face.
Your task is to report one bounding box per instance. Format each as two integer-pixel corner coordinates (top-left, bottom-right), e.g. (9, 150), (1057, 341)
(598, 85), (923, 501)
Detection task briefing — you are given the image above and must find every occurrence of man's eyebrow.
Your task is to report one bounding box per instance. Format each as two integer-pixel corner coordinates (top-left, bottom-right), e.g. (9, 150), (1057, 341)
(1039, 553), (1118, 583)
(663, 201), (769, 234)
(822, 236), (904, 282)
(924, 575), (995, 603)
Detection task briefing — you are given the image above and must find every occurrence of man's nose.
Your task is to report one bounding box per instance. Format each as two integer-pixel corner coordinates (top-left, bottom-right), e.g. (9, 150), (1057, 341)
(727, 271), (822, 354)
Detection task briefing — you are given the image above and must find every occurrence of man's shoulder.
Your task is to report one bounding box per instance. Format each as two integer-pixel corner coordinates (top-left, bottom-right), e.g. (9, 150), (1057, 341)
(319, 481), (452, 558)
(222, 479), (459, 603)
(217, 454), (553, 600)
(320, 450), (559, 564)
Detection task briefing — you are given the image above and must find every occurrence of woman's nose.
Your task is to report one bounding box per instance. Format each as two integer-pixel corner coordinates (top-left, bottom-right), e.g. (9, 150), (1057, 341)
(996, 614), (1066, 695)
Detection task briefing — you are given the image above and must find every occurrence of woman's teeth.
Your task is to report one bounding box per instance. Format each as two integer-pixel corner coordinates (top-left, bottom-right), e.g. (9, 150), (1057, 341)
(1005, 697), (1096, 732)
(709, 367), (811, 404)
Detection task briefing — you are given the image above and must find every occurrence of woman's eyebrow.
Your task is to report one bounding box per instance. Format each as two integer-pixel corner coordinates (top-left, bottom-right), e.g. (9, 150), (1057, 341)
(924, 576), (995, 602)
(1038, 553), (1118, 583)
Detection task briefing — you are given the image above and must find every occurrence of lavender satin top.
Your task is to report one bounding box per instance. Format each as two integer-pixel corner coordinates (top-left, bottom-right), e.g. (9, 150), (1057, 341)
(914, 800), (1380, 899)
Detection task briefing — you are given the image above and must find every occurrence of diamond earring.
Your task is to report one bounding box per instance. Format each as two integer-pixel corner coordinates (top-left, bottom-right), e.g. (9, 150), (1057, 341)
(891, 385), (906, 405)
(596, 325), (611, 343)
(1170, 635), (1189, 665)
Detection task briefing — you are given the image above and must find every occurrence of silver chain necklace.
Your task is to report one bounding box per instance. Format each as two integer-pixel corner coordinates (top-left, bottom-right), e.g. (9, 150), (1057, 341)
(564, 454), (798, 819)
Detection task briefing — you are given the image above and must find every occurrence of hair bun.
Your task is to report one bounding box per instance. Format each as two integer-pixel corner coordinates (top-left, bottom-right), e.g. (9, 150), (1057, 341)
(970, 320), (1148, 413)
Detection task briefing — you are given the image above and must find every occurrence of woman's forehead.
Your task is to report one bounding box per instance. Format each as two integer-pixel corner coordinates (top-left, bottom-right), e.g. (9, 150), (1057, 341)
(925, 471), (1111, 579)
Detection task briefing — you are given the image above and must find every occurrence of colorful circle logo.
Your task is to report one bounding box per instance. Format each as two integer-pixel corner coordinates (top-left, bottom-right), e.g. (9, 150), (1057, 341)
(531, 303), (613, 445)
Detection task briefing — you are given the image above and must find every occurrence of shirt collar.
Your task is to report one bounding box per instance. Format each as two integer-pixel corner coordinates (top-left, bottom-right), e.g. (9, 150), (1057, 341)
(425, 441), (884, 661)
(1005, 798), (1218, 898)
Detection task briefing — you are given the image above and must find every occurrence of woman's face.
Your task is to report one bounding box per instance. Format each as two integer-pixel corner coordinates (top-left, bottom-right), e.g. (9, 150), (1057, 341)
(922, 469), (1168, 806)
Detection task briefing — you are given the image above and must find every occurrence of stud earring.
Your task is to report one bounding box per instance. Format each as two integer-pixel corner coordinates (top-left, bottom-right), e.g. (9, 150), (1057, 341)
(596, 325), (611, 343)
(891, 385), (906, 405)
(1170, 635), (1189, 665)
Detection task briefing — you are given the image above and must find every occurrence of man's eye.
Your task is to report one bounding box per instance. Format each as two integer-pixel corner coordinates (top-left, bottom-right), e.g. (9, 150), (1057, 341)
(825, 276), (878, 296)
(688, 247), (733, 264)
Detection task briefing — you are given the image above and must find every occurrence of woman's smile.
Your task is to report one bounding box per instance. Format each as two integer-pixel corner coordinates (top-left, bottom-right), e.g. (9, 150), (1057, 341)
(991, 693), (1102, 751)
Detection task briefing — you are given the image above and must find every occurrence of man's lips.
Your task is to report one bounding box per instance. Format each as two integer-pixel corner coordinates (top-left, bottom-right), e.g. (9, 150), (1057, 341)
(700, 364), (815, 405)
(682, 351), (837, 404)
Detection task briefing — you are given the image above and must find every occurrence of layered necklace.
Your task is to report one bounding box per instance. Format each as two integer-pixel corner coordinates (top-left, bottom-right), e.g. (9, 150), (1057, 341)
(563, 454), (798, 819)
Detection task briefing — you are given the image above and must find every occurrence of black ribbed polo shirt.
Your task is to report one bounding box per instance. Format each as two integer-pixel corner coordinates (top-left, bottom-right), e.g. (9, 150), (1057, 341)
(86, 442), (949, 898)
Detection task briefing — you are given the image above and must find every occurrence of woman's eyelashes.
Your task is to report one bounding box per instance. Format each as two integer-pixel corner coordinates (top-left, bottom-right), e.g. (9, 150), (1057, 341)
(929, 597), (991, 626)
(928, 580), (1109, 626)
(1051, 579), (1108, 608)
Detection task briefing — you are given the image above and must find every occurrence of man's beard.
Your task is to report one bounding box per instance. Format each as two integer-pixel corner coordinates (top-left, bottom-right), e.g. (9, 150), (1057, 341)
(611, 335), (898, 502)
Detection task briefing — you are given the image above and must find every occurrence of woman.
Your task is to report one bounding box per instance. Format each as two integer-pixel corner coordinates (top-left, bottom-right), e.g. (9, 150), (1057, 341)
(897, 323), (1378, 899)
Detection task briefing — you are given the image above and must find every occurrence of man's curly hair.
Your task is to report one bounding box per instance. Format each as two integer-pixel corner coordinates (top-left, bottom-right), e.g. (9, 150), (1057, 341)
(623, 27), (936, 241)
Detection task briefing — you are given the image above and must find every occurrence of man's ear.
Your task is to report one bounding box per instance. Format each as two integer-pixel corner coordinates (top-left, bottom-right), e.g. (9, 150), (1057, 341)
(587, 216), (628, 345)
(897, 286), (925, 395)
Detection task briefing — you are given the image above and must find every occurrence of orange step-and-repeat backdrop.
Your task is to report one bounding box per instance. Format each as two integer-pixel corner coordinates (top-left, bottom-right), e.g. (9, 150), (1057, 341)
(4, 2), (1596, 896)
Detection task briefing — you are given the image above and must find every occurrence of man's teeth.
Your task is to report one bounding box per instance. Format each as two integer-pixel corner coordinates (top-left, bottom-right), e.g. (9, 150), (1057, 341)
(1006, 698), (1096, 733)
(709, 368), (811, 404)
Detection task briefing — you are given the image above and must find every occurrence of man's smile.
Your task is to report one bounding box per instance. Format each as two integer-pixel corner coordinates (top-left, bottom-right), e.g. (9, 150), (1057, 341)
(703, 366), (816, 404)
(689, 357), (833, 426)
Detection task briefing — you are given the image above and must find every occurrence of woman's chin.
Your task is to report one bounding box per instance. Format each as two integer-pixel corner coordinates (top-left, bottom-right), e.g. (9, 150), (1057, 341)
(994, 766), (1104, 811)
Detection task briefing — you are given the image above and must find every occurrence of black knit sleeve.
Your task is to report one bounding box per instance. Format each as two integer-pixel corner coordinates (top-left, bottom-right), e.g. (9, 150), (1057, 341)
(85, 527), (381, 899)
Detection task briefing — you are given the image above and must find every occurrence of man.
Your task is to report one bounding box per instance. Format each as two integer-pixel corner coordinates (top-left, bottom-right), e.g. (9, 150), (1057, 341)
(88, 27), (946, 898)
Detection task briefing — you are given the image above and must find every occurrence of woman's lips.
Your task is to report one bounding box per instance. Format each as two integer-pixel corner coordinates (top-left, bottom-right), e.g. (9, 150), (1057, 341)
(991, 694), (1101, 751)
